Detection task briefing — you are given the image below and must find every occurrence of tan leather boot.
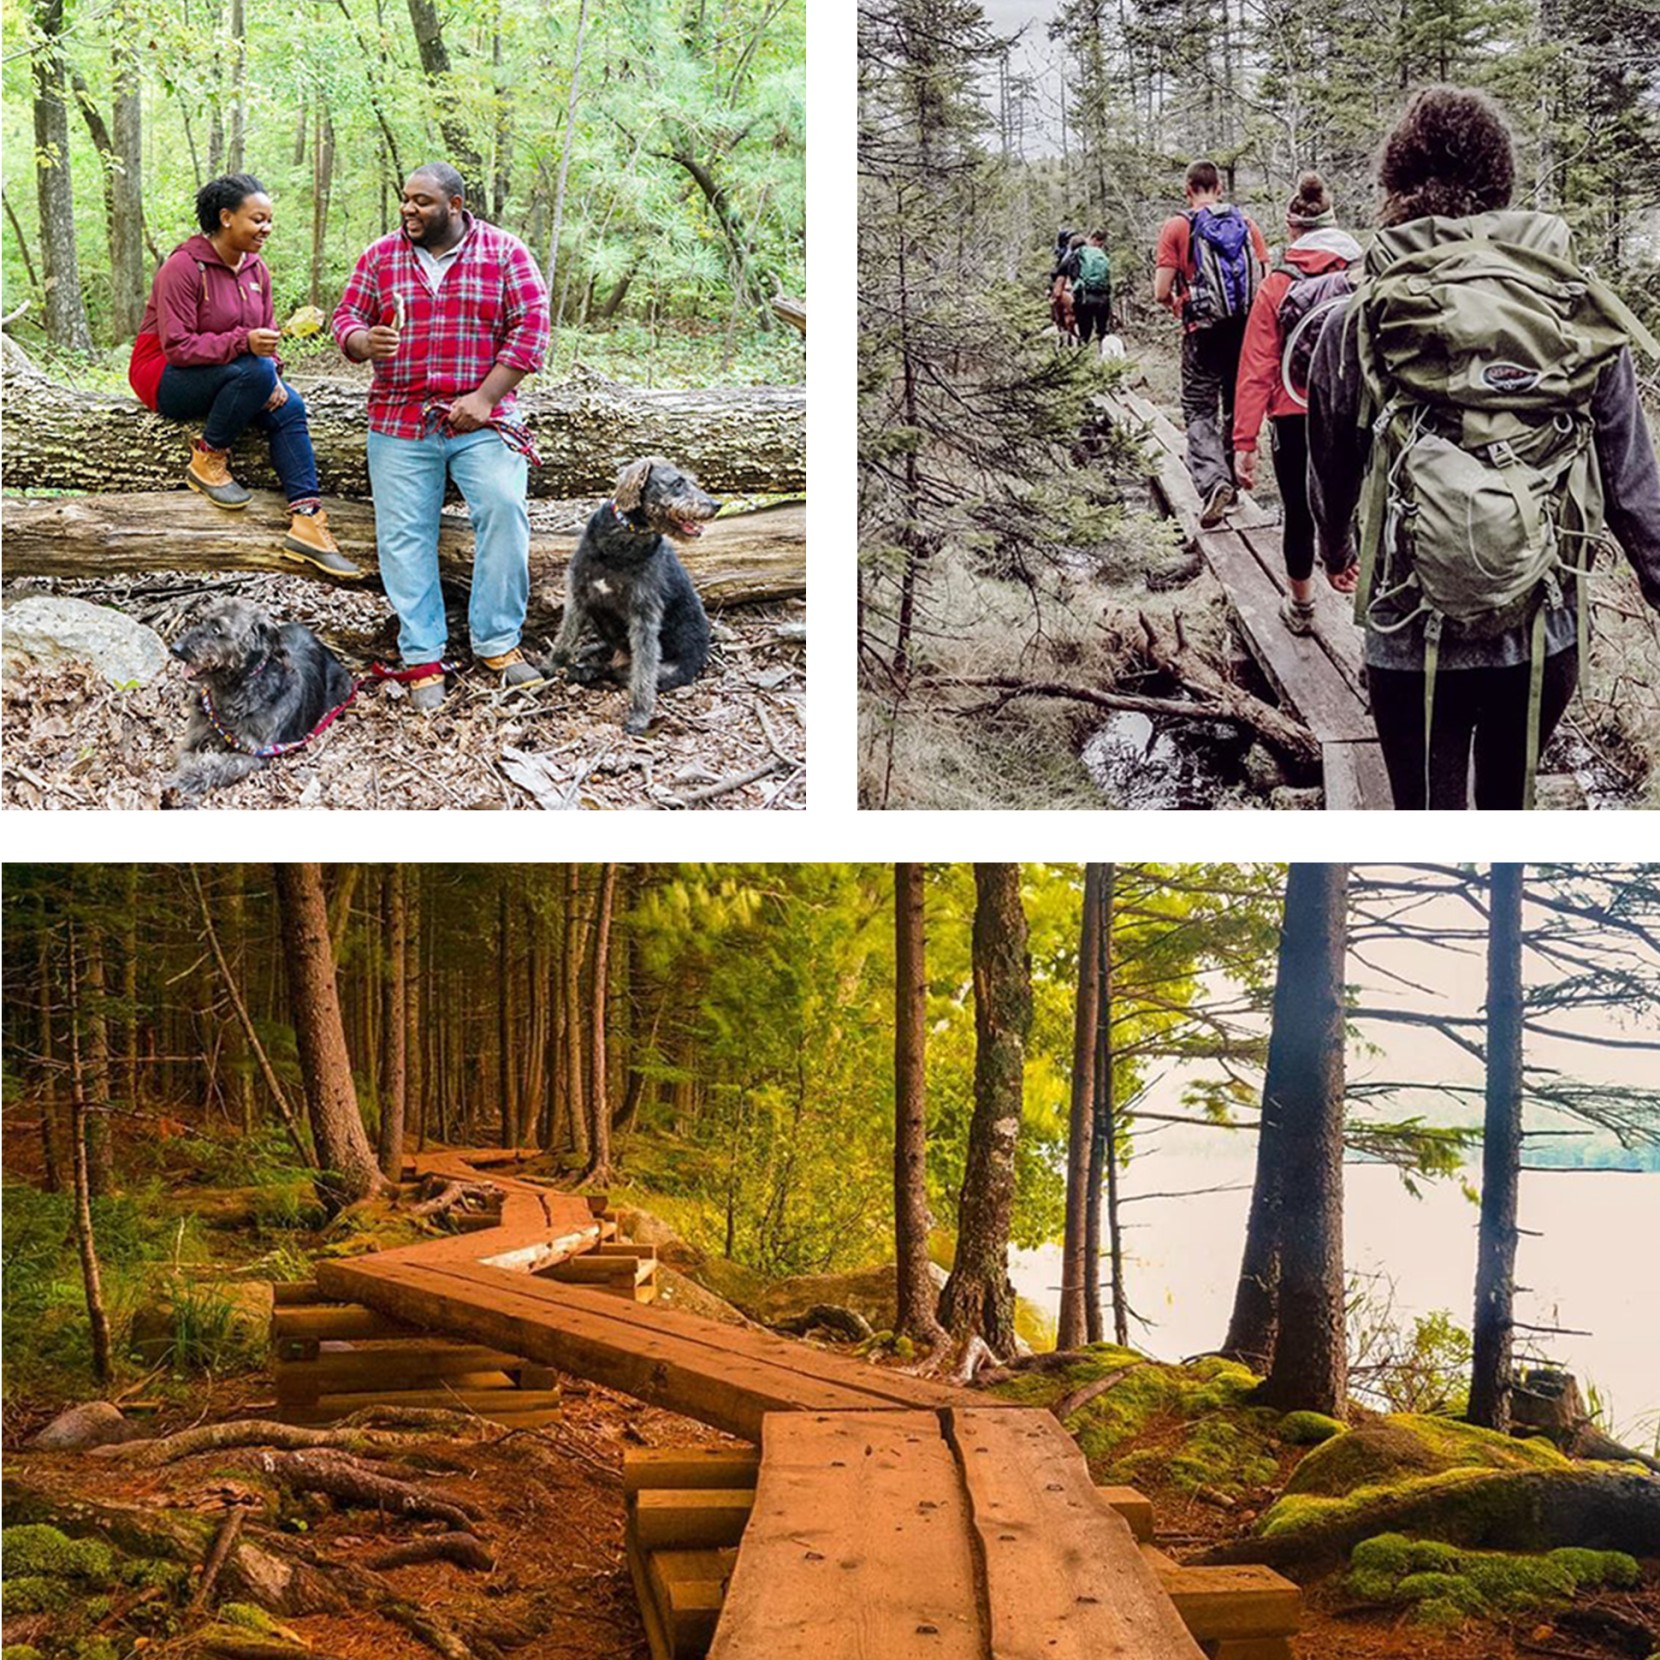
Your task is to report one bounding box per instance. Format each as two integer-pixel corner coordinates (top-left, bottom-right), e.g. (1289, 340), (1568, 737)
(282, 509), (364, 579)
(481, 646), (543, 687)
(186, 441), (251, 508)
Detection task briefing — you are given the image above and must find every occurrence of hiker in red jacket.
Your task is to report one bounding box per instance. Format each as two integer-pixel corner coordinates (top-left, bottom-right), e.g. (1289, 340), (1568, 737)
(1232, 171), (1361, 635)
(128, 173), (359, 579)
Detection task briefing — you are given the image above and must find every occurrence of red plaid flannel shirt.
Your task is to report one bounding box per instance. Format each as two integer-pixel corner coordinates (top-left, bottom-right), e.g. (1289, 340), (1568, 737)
(331, 214), (550, 439)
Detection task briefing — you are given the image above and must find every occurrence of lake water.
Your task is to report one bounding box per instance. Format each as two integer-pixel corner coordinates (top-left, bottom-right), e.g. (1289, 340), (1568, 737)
(1011, 1120), (1660, 1444)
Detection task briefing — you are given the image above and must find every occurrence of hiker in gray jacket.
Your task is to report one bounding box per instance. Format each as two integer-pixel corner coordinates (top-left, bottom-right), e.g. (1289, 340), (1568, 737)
(1308, 85), (1660, 809)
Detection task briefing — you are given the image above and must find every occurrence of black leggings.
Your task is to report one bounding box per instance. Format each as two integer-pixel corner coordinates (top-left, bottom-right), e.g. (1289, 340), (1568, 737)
(1270, 415), (1314, 583)
(1366, 650), (1579, 810)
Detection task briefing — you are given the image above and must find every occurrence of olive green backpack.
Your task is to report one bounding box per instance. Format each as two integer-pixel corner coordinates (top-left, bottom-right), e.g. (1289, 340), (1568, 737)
(1352, 210), (1659, 805)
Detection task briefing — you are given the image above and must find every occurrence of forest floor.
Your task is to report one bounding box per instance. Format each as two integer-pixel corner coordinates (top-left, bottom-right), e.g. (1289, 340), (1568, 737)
(4, 1144), (1656, 1660)
(1, 493), (806, 811)
(860, 328), (1660, 811)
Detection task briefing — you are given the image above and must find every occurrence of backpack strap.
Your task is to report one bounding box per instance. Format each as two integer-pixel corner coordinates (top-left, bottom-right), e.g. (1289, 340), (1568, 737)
(1522, 605), (1549, 811)
(1422, 613), (1443, 808)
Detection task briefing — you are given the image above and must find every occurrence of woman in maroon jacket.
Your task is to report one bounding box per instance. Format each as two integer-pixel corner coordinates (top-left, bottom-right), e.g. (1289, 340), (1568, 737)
(129, 173), (359, 578)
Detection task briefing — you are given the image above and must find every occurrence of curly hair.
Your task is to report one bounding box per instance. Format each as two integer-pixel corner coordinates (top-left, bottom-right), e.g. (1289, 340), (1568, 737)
(196, 173), (268, 235)
(1377, 86), (1514, 227)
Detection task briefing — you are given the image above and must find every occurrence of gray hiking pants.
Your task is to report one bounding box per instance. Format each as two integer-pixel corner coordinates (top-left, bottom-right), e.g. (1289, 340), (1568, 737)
(1180, 317), (1246, 497)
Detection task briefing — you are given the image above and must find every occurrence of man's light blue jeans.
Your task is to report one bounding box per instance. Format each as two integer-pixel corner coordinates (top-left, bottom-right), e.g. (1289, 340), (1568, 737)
(366, 427), (530, 666)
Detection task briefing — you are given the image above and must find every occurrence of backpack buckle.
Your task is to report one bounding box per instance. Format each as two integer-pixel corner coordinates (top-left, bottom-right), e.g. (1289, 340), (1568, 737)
(1489, 439), (1516, 466)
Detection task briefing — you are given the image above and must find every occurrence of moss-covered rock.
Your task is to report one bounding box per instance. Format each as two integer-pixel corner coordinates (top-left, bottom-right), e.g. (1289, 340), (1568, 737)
(987, 1346), (1280, 1500)
(1, 1523), (115, 1582)
(217, 1603), (281, 1634)
(1343, 1531), (1638, 1629)
(1279, 1411), (1344, 1446)
(2, 1575), (77, 1614)
(1284, 1414), (1565, 1498)
(2, 1645), (46, 1660)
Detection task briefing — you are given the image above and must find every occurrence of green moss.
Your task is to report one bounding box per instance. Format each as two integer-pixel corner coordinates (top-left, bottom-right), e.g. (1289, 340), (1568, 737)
(121, 1556), (189, 1594)
(218, 1603), (281, 1633)
(1284, 1414), (1565, 1499)
(1461, 1554), (1575, 1609)
(2, 1576), (76, 1614)
(1411, 1596), (1469, 1631)
(3, 1645), (45, 1660)
(1396, 1571), (1487, 1612)
(69, 1641), (119, 1660)
(1547, 1548), (1639, 1590)
(0, 1524), (114, 1582)
(1279, 1411), (1344, 1445)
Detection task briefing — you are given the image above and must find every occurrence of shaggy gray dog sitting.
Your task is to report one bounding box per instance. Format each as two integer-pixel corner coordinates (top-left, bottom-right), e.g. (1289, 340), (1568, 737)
(547, 456), (716, 733)
(163, 596), (354, 805)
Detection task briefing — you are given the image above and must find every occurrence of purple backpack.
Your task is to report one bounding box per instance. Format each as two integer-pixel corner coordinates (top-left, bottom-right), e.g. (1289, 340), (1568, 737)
(1185, 206), (1259, 324)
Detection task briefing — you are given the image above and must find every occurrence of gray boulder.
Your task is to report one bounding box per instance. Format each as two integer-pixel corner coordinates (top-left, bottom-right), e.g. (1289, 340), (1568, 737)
(2, 596), (170, 687)
(27, 1400), (141, 1451)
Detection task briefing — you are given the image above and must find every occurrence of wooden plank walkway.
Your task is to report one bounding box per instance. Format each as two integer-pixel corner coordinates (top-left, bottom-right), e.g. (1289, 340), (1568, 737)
(1100, 388), (1392, 809)
(312, 1149), (983, 1442)
(707, 1408), (1206, 1660)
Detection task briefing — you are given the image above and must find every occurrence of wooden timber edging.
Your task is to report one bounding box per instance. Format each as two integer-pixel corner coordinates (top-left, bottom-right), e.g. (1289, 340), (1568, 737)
(1097, 387), (1393, 810)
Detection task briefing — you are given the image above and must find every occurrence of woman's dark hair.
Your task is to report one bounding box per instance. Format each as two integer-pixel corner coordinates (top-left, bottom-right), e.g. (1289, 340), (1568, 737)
(1377, 87), (1513, 227)
(197, 173), (268, 235)
(1288, 170), (1331, 220)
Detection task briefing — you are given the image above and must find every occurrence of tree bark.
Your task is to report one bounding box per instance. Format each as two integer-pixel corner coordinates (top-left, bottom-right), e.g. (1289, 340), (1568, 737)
(1469, 863), (1525, 1432)
(403, 0), (484, 180)
(79, 900), (114, 1197)
(274, 863), (387, 1208)
(562, 867), (588, 1161)
(377, 866), (407, 1181)
(893, 863), (945, 1345)
(407, 869), (425, 1152)
(544, 0), (591, 311)
(30, 0), (94, 351)
(36, 919), (65, 1193)
(1058, 863), (1103, 1351)
(584, 863), (617, 1182)
(496, 872), (518, 1149)
(938, 864), (1031, 1358)
(66, 929), (113, 1384)
(1257, 865), (1350, 1416)
(1, 355), (805, 497)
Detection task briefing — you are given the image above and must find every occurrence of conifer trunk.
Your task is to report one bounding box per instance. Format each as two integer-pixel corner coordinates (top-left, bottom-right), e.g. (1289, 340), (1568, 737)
(893, 864), (944, 1344)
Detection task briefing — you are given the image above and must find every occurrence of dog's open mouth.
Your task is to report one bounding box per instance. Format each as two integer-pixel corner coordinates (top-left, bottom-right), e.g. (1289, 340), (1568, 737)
(670, 516), (708, 540)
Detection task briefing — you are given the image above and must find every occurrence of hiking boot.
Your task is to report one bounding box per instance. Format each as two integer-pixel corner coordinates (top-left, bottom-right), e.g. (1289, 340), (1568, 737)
(481, 647), (543, 688)
(407, 673), (446, 713)
(1199, 481), (1235, 529)
(1280, 593), (1317, 636)
(186, 441), (251, 509)
(282, 509), (364, 580)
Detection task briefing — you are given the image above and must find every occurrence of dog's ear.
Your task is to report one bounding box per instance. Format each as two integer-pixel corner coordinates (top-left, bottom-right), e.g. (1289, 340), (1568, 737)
(613, 457), (652, 512)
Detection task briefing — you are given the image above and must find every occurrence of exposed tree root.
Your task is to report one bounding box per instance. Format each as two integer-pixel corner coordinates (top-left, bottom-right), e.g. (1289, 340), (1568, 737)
(369, 1532), (497, 1572)
(772, 1304), (874, 1342)
(190, 1504), (249, 1610)
(247, 1449), (483, 1530)
(98, 1418), (450, 1468)
(1051, 1364), (1143, 1423)
(411, 1176), (504, 1219)
(197, 1638), (349, 1660)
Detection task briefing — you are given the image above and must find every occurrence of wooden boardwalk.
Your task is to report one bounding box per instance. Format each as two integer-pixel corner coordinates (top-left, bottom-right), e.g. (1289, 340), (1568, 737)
(300, 1150), (1295, 1659)
(1102, 388), (1393, 809)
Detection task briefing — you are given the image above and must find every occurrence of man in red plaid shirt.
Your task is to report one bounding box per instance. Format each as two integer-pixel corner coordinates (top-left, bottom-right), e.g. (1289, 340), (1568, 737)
(332, 162), (550, 710)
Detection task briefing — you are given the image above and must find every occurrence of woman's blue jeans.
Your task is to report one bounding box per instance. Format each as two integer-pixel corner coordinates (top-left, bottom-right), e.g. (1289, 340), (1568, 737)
(365, 426), (530, 666)
(156, 353), (320, 505)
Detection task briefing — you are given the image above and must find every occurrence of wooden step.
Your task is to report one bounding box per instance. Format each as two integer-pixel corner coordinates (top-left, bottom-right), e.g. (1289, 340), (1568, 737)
(272, 1280), (326, 1305)
(624, 1448), (762, 1496)
(274, 1343), (531, 1400)
(632, 1488), (756, 1551)
(272, 1303), (424, 1346)
(1207, 1642), (1294, 1660)
(647, 1548), (736, 1659)
(1142, 1547), (1300, 1642)
(1096, 1483), (1154, 1542)
(281, 1384), (563, 1424)
(541, 1254), (657, 1287)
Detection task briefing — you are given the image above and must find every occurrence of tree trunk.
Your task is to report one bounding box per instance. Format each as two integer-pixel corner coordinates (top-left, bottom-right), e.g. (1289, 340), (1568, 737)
(80, 908), (114, 1197)
(1058, 863), (1104, 1351)
(938, 864), (1031, 1358)
(30, 0), (94, 351)
(309, 105), (335, 310)
(1257, 865), (1350, 1415)
(1, 354), (805, 497)
(227, 0), (246, 172)
(497, 873), (517, 1148)
(563, 867), (588, 1161)
(377, 866), (407, 1181)
(403, 0), (483, 179)
(1469, 863), (1526, 1432)
(111, 46), (146, 338)
(274, 863), (387, 1209)
(66, 932), (113, 1384)
(544, 0), (590, 308)
(584, 864), (617, 1182)
(407, 869), (425, 1152)
(37, 921), (64, 1193)
(223, 866), (253, 1132)
(893, 863), (944, 1345)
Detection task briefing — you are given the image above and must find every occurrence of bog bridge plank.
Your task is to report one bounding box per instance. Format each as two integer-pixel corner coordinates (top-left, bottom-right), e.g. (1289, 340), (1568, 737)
(1098, 387), (1392, 809)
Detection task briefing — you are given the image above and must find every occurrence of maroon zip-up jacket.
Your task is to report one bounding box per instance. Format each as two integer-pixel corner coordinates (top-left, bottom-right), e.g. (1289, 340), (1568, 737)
(128, 233), (276, 408)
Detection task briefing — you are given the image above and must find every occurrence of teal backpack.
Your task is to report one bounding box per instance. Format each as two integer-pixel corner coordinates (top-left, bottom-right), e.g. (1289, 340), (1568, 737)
(1351, 210), (1659, 805)
(1076, 244), (1112, 298)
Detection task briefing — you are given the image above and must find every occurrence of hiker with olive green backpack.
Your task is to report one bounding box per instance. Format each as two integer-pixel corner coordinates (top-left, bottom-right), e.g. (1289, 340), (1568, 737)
(1309, 86), (1660, 809)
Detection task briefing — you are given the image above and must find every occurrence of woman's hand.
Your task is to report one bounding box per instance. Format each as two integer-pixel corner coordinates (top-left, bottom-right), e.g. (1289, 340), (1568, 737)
(1234, 449), (1257, 492)
(1328, 563), (1359, 594)
(248, 327), (281, 357)
(265, 382), (289, 412)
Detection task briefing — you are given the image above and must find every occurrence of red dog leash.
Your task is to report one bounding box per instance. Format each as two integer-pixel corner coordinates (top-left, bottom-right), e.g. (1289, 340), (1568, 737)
(199, 660), (455, 759)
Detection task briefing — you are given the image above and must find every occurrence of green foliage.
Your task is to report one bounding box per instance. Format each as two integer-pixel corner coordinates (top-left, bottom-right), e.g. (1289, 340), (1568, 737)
(160, 1281), (267, 1373)
(1346, 1531), (1638, 1627)
(1, 1524), (115, 1582)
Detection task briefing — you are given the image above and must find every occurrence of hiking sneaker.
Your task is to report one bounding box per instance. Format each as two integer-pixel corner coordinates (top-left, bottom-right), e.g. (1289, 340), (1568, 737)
(282, 509), (364, 580)
(407, 673), (446, 713)
(1200, 481), (1235, 529)
(185, 441), (251, 509)
(1280, 593), (1317, 636)
(481, 647), (543, 688)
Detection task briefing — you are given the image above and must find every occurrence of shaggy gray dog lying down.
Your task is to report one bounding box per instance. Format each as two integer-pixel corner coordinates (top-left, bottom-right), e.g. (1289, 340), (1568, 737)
(164, 595), (354, 805)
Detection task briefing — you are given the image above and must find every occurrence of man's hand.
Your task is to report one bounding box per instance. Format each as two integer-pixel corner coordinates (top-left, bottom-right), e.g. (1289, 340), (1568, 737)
(446, 389), (495, 433)
(247, 327), (281, 357)
(361, 324), (401, 361)
(264, 381), (289, 412)
(1234, 449), (1257, 492)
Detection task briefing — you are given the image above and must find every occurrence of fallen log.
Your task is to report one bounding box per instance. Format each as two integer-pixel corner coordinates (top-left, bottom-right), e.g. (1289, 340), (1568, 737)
(0, 492), (806, 615)
(1, 353), (805, 497)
